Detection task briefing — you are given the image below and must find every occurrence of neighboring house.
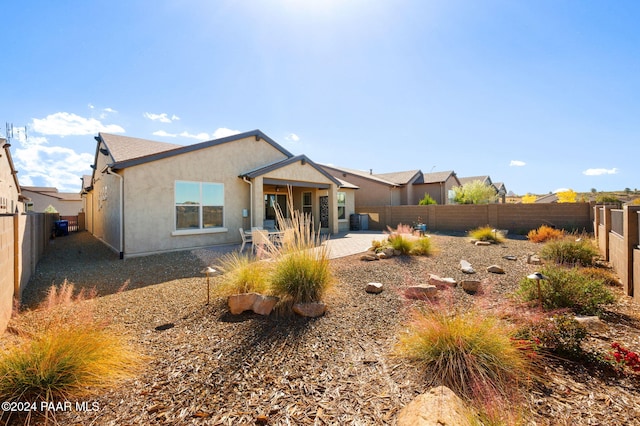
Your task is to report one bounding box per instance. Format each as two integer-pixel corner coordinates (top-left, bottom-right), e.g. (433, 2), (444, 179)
(84, 130), (357, 258)
(21, 186), (83, 215)
(534, 193), (559, 203)
(0, 138), (23, 214)
(319, 165), (460, 206)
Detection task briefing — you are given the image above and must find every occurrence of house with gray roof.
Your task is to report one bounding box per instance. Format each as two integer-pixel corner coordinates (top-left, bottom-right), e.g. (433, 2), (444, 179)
(319, 165), (460, 207)
(84, 130), (357, 258)
(21, 186), (82, 215)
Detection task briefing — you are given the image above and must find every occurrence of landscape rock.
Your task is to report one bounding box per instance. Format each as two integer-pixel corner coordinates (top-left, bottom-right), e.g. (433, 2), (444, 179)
(527, 253), (542, 265)
(384, 248), (396, 257)
(251, 295), (279, 315)
(376, 252), (388, 259)
(487, 264), (505, 274)
(460, 260), (475, 274)
(461, 280), (481, 294)
(393, 249), (402, 256)
(293, 302), (327, 317)
(360, 254), (378, 261)
(503, 255), (518, 261)
(366, 282), (384, 294)
(475, 241), (492, 246)
(228, 293), (259, 315)
(405, 284), (437, 299)
(429, 274), (457, 288)
(574, 315), (608, 333)
(397, 386), (473, 426)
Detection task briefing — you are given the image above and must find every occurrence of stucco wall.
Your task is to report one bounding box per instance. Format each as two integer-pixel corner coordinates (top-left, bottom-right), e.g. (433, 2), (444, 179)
(319, 166), (398, 208)
(609, 232), (627, 288)
(119, 136), (288, 256)
(21, 190), (82, 215)
(0, 215), (14, 333)
(634, 249), (640, 302)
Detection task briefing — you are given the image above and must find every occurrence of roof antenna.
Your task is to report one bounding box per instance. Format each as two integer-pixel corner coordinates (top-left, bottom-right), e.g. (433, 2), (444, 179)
(430, 165), (436, 172)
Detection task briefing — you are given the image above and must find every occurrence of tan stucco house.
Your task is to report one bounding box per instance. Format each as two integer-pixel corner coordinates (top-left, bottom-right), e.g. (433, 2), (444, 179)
(319, 165), (460, 207)
(84, 130), (356, 258)
(21, 186), (82, 215)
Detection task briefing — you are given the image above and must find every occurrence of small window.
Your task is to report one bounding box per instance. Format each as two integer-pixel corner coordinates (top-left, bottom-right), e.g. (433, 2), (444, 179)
(337, 192), (346, 220)
(175, 181), (224, 230)
(303, 192), (312, 215)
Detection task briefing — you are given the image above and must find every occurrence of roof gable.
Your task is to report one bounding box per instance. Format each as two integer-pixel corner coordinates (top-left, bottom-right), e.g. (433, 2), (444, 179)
(421, 170), (458, 184)
(99, 133), (182, 163)
(101, 130), (294, 170)
(319, 164), (398, 186)
(241, 155), (341, 186)
(374, 170), (422, 185)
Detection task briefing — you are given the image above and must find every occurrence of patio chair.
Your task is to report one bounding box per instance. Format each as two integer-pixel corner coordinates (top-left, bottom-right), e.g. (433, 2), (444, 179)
(239, 228), (252, 253)
(252, 229), (272, 257)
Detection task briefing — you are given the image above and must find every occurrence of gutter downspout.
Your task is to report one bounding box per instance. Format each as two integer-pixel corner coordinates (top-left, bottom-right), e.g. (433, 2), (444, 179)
(107, 167), (124, 259)
(242, 177), (253, 228)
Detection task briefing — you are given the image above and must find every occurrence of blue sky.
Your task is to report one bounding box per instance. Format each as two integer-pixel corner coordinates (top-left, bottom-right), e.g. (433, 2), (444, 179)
(1, 0), (638, 195)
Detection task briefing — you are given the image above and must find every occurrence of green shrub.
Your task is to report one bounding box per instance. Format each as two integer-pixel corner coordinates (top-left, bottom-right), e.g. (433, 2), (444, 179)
(517, 265), (614, 314)
(396, 309), (532, 402)
(214, 252), (271, 296)
(270, 247), (332, 304)
(517, 313), (587, 359)
(578, 267), (620, 287)
(418, 194), (437, 205)
(527, 225), (564, 243)
(410, 236), (434, 256)
(540, 239), (599, 266)
(389, 233), (413, 254)
(595, 194), (620, 204)
(468, 226), (505, 243)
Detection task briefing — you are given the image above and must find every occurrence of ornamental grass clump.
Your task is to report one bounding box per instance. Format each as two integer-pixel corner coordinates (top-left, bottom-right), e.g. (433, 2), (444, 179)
(409, 236), (434, 256)
(468, 226), (505, 243)
(214, 252), (271, 297)
(517, 265), (614, 315)
(0, 282), (142, 424)
(269, 188), (333, 305)
(527, 225), (565, 243)
(540, 238), (599, 266)
(396, 308), (532, 403)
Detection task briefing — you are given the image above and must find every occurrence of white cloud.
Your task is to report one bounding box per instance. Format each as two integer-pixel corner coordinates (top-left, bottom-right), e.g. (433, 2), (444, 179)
(509, 160), (526, 167)
(211, 127), (241, 139)
(153, 130), (178, 137)
(143, 112), (180, 123)
(583, 167), (618, 176)
(286, 133), (300, 142)
(553, 188), (570, 193)
(31, 112), (125, 136)
(179, 131), (212, 141)
(103, 107), (117, 113)
(12, 135), (93, 192)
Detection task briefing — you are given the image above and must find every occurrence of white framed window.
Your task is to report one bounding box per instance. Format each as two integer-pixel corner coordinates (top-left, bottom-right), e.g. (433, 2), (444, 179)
(175, 181), (224, 230)
(302, 191), (312, 215)
(337, 191), (346, 220)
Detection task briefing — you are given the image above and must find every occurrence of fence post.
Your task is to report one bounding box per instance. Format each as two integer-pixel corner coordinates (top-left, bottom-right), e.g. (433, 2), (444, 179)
(623, 205), (640, 297)
(601, 206), (613, 261)
(13, 213), (19, 302)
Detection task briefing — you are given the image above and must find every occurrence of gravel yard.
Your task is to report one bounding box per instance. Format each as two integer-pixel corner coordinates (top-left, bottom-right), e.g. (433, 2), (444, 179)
(11, 231), (640, 425)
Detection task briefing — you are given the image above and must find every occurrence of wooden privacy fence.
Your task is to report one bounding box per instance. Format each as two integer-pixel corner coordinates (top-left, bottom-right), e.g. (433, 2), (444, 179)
(594, 204), (640, 302)
(357, 202), (595, 233)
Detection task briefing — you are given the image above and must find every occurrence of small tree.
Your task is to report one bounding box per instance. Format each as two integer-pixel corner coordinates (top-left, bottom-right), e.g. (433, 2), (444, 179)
(521, 194), (537, 204)
(44, 205), (58, 213)
(556, 189), (577, 203)
(452, 180), (497, 204)
(418, 193), (437, 205)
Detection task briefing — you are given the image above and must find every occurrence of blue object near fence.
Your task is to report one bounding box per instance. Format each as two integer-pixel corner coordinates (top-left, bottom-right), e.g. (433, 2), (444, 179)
(54, 220), (69, 236)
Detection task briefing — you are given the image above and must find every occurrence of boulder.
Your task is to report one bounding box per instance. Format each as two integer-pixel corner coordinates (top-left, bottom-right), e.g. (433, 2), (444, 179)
(376, 252), (388, 259)
(461, 280), (481, 294)
(429, 274), (457, 288)
(384, 248), (396, 257)
(393, 249), (402, 256)
(460, 260), (475, 274)
(252, 295), (279, 316)
(366, 282), (384, 294)
(527, 253), (542, 265)
(405, 285), (437, 300)
(397, 386), (473, 426)
(293, 302), (327, 317)
(502, 255), (518, 261)
(486, 265), (505, 274)
(228, 293), (259, 315)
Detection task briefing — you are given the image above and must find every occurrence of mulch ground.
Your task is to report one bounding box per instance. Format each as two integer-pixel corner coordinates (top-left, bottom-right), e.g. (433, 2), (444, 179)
(5, 231), (640, 425)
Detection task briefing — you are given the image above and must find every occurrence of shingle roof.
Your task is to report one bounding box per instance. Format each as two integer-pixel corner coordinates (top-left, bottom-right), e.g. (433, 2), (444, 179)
(458, 175), (491, 185)
(21, 187), (82, 201)
(319, 165), (398, 186)
(374, 170), (422, 185)
(421, 170), (457, 184)
(98, 133), (182, 163)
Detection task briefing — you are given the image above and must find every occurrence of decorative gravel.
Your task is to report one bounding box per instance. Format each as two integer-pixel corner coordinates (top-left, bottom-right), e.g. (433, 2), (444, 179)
(10, 231), (640, 425)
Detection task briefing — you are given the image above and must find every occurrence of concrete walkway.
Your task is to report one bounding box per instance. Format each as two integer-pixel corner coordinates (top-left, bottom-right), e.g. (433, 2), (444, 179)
(322, 231), (386, 259)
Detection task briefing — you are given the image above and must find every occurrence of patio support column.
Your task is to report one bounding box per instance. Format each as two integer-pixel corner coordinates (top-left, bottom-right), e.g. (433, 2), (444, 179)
(328, 184), (339, 234)
(252, 176), (264, 228)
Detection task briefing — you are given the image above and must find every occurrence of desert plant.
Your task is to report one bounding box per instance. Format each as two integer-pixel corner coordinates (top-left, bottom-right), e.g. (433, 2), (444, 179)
(517, 265), (614, 315)
(214, 252), (271, 296)
(468, 226), (505, 243)
(396, 308), (532, 405)
(578, 267), (620, 287)
(452, 180), (498, 204)
(556, 189), (577, 203)
(388, 233), (413, 254)
(595, 194), (621, 204)
(0, 283), (142, 424)
(540, 238), (599, 266)
(516, 313), (587, 358)
(410, 236), (434, 256)
(418, 193), (437, 205)
(527, 225), (565, 243)
(268, 186), (333, 305)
